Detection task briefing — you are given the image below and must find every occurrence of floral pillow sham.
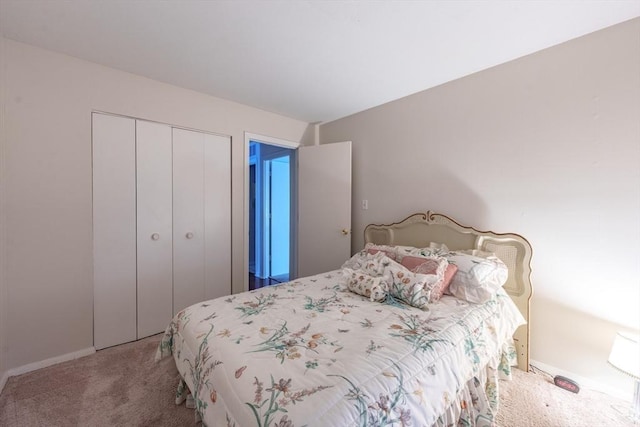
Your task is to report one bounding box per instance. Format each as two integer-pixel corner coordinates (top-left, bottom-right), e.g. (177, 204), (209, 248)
(382, 260), (439, 309)
(342, 268), (388, 302)
(342, 249), (443, 309)
(341, 248), (392, 273)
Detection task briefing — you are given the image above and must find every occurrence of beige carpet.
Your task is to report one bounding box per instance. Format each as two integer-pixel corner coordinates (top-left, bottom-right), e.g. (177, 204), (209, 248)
(0, 334), (634, 426)
(0, 335), (193, 426)
(497, 367), (635, 427)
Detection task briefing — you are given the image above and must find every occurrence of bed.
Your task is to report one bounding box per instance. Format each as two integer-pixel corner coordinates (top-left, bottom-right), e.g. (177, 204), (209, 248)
(156, 211), (533, 426)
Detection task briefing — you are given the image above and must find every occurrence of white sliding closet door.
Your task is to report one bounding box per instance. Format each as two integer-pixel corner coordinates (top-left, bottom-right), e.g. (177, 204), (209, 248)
(173, 129), (231, 311)
(92, 113), (137, 350)
(136, 121), (173, 338)
(204, 133), (231, 301)
(94, 113), (231, 347)
(172, 128), (205, 313)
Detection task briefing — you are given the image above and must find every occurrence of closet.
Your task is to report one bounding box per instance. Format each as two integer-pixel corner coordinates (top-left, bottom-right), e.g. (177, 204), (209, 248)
(92, 113), (231, 350)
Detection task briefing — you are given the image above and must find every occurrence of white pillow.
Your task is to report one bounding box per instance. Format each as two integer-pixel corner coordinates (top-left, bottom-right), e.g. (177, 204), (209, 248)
(401, 243), (508, 304)
(444, 251), (508, 303)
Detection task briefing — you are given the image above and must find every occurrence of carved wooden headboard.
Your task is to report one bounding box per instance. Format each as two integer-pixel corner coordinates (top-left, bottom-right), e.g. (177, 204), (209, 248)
(364, 211), (533, 372)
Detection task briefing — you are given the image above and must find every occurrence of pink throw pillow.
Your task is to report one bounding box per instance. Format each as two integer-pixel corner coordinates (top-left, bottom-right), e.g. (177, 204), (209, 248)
(439, 264), (458, 296)
(401, 255), (439, 272)
(367, 248), (397, 261)
(400, 256), (458, 302)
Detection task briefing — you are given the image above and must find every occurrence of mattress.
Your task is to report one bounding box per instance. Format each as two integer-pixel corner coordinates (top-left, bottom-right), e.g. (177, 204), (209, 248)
(156, 269), (525, 426)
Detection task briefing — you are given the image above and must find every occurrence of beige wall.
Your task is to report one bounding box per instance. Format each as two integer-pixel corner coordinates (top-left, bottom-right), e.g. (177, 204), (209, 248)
(0, 37), (7, 386)
(0, 37), (311, 372)
(320, 18), (640, 395)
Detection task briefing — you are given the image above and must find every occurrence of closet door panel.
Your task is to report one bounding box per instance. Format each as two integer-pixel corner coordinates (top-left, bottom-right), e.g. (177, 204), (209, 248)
(172, 128), (205, 313)
(136, 120), (173, 338)
(204, 134), (231, 300)
(92, 113), (137, 350)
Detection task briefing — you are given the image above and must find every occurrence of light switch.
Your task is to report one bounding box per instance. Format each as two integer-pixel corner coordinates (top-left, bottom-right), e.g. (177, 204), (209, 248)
(361, 200), (368, 210)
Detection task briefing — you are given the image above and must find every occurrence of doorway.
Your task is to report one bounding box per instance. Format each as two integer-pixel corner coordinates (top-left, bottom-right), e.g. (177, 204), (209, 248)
(248, 141), (296, 290)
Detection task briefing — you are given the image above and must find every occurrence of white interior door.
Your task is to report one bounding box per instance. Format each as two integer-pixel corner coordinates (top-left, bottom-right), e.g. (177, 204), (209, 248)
(92, 113), (137, 350)
(172, 128), (205, 314)
(297, 141), (352, 277)
(136, 120), (173, 338)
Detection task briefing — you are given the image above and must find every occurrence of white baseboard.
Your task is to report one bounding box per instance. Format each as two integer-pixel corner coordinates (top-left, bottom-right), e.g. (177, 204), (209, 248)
(3, 347), (95, 384)
(530, 359), (631, 402)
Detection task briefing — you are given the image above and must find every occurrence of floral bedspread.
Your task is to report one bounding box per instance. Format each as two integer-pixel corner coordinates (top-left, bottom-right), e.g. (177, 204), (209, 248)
(156, 270), (525, 427)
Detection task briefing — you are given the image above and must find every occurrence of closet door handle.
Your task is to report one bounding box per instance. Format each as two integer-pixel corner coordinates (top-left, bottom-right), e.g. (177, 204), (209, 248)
(151, 233), (160, 241)
(185, 232), (194, 239)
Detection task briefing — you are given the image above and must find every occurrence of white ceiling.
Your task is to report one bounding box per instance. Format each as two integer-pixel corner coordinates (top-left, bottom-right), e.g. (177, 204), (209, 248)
(1, 1), (638, 123)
